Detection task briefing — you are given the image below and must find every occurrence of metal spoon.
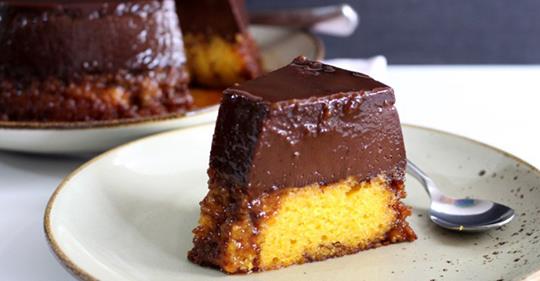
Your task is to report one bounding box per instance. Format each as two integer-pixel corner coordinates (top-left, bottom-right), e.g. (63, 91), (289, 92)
(249, 4), (359, 37)
(407, 160), (515, 232)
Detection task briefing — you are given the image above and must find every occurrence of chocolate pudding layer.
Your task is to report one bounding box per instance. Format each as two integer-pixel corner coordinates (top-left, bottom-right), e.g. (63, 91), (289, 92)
(210, 56), (406, 197)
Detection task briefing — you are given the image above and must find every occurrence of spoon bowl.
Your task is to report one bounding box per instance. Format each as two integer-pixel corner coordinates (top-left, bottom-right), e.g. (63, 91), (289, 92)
(407, 160), (516, 232)
(429, 197), (515, 231)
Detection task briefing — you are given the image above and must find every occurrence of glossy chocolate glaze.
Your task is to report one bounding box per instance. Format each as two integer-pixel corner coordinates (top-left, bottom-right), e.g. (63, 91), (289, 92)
(175, 0), (248, 40)
(209, 57), (406, 198)
(0, 0), (185, 80)
(233, 56), (385, 102)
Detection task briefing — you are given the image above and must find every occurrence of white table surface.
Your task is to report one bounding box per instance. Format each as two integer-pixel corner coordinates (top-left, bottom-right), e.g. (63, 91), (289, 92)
(1, 66), (539, 280)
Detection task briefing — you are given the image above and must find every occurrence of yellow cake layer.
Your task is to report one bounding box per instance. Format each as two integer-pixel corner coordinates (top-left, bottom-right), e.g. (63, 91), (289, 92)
(203, 176), (401, 273)
(256, 177), (398, 270)
(184, 34), (255, 87)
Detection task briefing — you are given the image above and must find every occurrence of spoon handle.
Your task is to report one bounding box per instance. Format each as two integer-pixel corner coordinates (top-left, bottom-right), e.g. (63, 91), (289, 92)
(249, 4), (359, 37)
(406, 160), (444, 199)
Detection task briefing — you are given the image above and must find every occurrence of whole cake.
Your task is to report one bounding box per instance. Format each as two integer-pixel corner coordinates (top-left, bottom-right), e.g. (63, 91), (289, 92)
(176, 0), (262, 88)
(188, 57), (417, 273)
(0, 0), (191, 121)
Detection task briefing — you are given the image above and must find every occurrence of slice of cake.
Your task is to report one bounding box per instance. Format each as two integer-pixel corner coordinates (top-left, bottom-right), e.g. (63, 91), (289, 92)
(188, 56), (416, 273)
(0, 0), (191, 122)
(175, 0), (262, 88)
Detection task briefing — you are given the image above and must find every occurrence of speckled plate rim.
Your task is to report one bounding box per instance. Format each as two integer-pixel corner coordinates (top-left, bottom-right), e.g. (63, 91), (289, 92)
(43, 124), (540, 281)
(1, 30), (324, 131)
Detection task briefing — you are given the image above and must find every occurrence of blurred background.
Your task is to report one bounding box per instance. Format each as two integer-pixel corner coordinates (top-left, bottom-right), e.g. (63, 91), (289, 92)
(248, 0), (540, 64)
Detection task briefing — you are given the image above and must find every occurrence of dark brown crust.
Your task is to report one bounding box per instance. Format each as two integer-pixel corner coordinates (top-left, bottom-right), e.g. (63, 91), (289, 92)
(188, 167), (265, 272)
(188, 170), (254, 272)
(208, 93), (268, 188)
(188, 175), (416, 274)
(0, 67), (192, 122)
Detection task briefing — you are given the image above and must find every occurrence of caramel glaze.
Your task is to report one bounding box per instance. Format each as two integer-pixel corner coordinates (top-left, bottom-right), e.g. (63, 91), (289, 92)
(0, 66), (191, 121)
(189, 57), (416, 273)
(190, 88), (223, 108)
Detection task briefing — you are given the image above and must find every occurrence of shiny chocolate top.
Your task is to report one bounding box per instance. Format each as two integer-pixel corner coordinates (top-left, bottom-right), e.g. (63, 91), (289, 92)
(210, 57), (406, 198)
(232, 56), (387, 102)
(175, 0), (248, 40)
(0, 0), (185, 79)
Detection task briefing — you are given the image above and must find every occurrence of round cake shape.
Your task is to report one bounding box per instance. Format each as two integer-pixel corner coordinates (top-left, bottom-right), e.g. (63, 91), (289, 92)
(0, 0), (191, 122)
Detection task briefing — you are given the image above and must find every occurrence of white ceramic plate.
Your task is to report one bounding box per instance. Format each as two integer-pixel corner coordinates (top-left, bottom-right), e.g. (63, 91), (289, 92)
(45, 124), (540, 281)
(0, 26), (323, 155)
